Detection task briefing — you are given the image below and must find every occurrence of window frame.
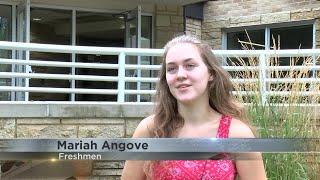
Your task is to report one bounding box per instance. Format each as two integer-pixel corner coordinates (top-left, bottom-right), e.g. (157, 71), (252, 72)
(222, 19), (316, 50)
(10, 2), (154, 101)
(222, 20), (318, 89)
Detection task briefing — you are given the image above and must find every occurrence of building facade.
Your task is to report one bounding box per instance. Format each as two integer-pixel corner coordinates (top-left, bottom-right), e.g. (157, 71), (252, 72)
(0, 0), (319, 179)
(187, 0), (320, 51)
(0, 0), (199, 179)
(0, 0), (193, 103)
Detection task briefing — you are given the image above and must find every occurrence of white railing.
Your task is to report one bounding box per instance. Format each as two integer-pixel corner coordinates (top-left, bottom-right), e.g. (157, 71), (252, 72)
(0, 41), (319, 103)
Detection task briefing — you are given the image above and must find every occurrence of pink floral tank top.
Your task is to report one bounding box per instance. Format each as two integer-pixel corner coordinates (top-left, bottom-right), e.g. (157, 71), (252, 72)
(150, 115), (237, 180)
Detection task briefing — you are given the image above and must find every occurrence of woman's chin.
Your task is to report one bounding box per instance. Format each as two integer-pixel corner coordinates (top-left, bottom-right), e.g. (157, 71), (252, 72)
(176, 96), (196, 104)
(174, 92), (208, 105)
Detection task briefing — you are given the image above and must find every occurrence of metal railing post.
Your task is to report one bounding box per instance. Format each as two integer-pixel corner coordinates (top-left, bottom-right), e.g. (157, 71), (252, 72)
(259, 54), (267, 104)
(311, 54), (318, 104)
(70, 9), (76, 101)
(137, 5), (142, 102)
(117, 52), (126, 102)
(24, 0), (31, 101)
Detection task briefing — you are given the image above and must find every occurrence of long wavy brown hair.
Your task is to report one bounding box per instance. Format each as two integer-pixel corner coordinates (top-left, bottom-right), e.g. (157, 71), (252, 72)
(151, 35), (249, 138)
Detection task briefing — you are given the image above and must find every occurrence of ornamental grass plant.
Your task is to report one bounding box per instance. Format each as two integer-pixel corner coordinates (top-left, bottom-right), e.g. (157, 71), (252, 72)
(229, 36), (319, 179)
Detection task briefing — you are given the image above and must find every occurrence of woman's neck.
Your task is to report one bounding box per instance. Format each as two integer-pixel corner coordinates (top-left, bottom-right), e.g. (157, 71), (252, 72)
(178, 100), (220, 125)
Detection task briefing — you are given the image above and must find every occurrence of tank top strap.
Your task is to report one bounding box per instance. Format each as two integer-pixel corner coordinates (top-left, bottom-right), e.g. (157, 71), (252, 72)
(216, 115), (232, 138)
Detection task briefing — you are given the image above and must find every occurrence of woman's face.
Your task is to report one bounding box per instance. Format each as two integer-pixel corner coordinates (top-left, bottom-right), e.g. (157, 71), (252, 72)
(165, 43), (212, 104)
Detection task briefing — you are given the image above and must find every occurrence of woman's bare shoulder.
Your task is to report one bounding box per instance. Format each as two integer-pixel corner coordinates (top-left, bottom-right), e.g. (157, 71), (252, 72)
(229, 118), (255, 138)
(132, 115), (155, 138)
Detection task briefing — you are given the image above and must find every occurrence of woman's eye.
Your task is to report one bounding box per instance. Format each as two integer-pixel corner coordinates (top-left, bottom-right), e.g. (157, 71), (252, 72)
(167, 67), (177, 73)
(185, 64), (195, 70)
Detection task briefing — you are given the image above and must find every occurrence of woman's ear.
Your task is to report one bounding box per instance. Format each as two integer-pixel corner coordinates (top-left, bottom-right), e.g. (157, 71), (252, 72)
(209, 74), (214, 81)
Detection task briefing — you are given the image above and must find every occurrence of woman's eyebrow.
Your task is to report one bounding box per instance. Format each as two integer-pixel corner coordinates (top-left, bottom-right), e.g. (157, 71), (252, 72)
(166, 58), (193, 65)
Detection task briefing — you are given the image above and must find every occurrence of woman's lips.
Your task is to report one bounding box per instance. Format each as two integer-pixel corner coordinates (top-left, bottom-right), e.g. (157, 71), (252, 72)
(177, 84), (191, 90)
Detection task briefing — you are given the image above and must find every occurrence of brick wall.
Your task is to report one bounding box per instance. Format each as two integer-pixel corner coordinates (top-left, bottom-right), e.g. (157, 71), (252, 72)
(0, 103), (152, 179)
(185, 18), (202, 39)
(0, 103), (319, 178)
(197, 0), (320, 49)
(0, 117), (141, 179)
(155, 4), (184, 49)
(204, 0), (320, 18)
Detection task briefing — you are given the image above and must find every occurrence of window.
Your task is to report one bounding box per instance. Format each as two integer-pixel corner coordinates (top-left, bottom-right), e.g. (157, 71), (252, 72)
(227, 29), (265, 50)
(225, 23), (314, 67)
(225, 22), (315, 102)
(226, 29), (265, 67)
(225, 22), (313, 53)
(0, 5), (12, 101)
(75, 11), (124, 101)
(26, 7), (153, 101)
(30, 8), (72, 101)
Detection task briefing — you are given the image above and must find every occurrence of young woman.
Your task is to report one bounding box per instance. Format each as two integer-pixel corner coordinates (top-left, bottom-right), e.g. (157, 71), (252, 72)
(121, 35), (267, 180)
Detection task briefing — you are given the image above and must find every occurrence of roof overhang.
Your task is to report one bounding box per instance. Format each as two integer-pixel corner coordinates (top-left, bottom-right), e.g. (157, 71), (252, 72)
(28, 0), (208, 12)
(140, 0), (208, 5)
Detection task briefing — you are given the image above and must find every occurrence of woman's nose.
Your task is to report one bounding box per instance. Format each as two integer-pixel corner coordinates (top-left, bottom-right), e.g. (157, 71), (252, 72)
(176, 66), (187, 80)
